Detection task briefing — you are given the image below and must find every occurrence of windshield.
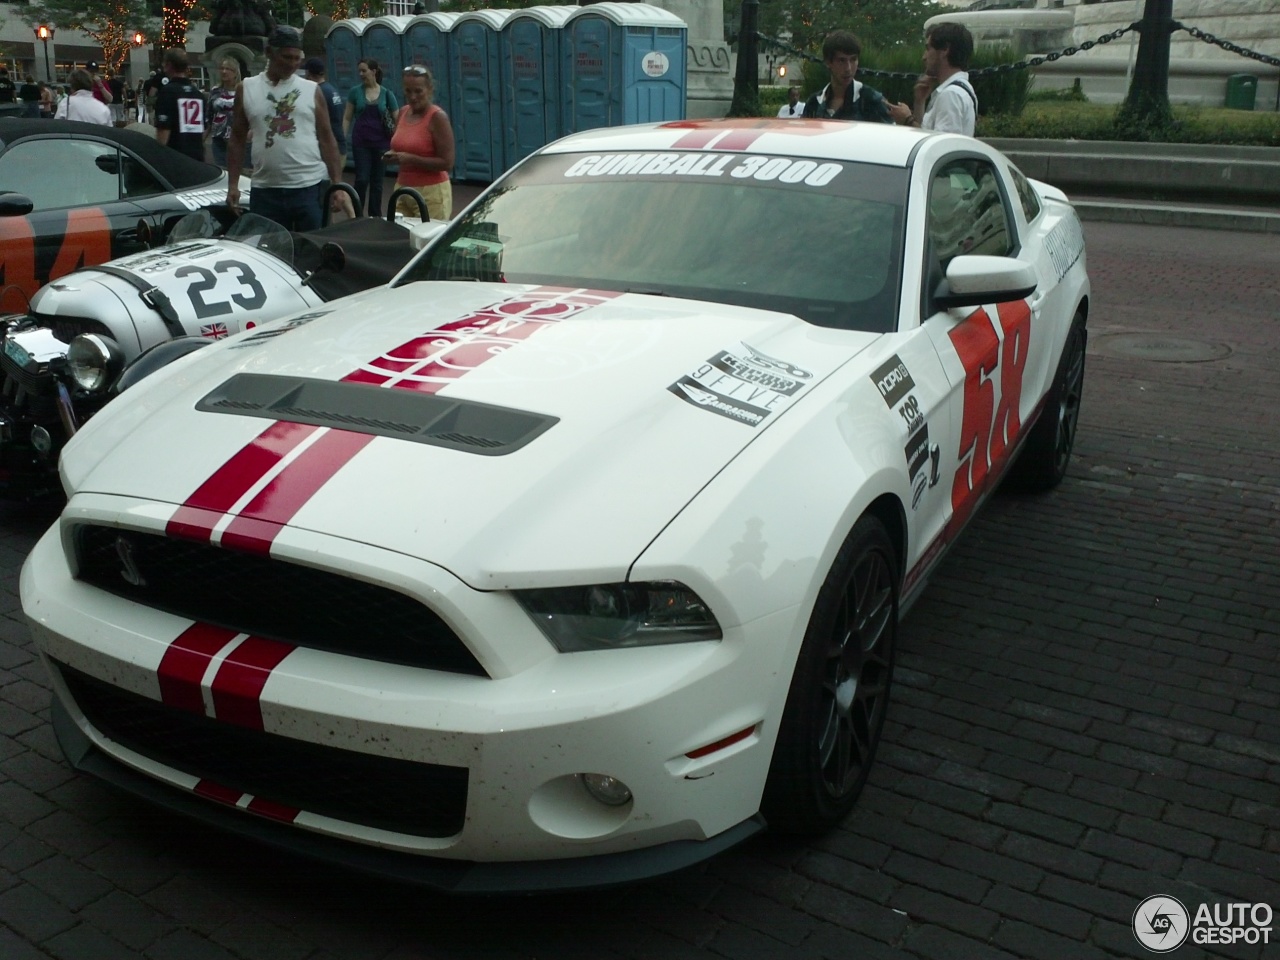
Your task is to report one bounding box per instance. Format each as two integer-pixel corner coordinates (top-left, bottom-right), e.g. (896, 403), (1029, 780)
(397, 151), (908, 332)
(166, 211), (294, 265)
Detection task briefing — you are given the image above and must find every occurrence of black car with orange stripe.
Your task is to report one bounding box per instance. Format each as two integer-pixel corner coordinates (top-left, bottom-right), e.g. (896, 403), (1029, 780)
(0, 118), (241, 315)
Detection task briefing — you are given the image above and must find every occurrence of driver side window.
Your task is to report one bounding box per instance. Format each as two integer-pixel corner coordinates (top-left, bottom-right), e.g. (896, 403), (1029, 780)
(0, 139), (122, 210)
(927, 158), (1013, 268)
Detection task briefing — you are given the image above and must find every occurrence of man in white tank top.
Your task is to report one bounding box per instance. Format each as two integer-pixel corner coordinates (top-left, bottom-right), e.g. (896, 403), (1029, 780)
(226, 26), (353, 230)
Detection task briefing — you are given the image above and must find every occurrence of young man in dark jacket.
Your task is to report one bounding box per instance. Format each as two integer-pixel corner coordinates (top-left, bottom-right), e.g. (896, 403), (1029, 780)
(802, 31), (892, 123)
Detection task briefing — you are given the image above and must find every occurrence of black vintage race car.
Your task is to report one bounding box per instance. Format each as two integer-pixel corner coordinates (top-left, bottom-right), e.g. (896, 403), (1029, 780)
(0, 118), (240, 315)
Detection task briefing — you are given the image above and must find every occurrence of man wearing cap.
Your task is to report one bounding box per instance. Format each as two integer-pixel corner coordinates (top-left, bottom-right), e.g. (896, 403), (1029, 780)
(227, 26), (353, 230)
(304, 57), (346, 159)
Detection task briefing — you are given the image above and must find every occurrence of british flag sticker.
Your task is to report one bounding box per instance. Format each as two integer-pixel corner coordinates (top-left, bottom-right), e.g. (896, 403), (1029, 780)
(200, 322), (229, 340)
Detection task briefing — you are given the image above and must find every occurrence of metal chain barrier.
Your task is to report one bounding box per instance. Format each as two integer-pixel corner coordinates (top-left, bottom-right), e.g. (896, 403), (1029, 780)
(1176, 23), (1280, 69)
(755, 25), (1139, 81)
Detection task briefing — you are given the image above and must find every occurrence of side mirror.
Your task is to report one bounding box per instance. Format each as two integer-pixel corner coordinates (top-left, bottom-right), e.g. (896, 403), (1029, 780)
(0, 193), (34, 217)
(94, 154), (122, 176)
(933, 255), (1037, 310)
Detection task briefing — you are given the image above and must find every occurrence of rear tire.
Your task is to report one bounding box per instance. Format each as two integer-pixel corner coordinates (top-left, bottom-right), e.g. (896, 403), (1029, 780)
(762, 515), (897, 835)
(1011, 311), (1086, 491)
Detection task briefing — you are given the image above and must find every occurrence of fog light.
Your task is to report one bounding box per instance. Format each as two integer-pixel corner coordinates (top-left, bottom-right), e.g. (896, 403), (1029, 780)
(31, 425), (52, 455)
(579, 773), (632, 807)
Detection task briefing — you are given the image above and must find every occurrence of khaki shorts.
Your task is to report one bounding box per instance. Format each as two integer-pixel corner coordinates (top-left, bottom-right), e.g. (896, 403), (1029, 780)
(395, 180), (452, 220)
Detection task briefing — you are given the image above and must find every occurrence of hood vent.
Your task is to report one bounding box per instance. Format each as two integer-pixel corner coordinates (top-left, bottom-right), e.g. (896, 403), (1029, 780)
(196, 373), (557, 456)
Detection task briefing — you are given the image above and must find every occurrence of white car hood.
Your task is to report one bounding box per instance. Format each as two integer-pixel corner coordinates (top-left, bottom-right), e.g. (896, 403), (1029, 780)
(70, 282), (877, 588)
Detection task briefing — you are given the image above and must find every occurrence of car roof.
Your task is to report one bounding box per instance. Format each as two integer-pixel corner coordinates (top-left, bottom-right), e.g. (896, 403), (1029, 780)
(540, 118), (946, 167)
(0, 118), (222, 191)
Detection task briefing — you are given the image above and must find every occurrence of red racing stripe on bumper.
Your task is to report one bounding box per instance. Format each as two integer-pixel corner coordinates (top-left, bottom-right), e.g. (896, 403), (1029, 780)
(157, 623), (240, 715)
(209, 635), (296, 730)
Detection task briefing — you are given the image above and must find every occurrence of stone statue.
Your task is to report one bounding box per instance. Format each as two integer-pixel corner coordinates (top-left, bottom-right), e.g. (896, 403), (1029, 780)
(208, 0), (277, 41)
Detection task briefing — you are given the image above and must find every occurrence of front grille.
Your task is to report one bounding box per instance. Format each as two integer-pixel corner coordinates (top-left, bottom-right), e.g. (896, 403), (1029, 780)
(74, 525), (488, 677)
(58, 663), (469, 838)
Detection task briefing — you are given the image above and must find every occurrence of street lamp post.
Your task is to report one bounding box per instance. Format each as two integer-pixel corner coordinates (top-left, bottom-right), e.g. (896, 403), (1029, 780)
(36, 25), (55, 84)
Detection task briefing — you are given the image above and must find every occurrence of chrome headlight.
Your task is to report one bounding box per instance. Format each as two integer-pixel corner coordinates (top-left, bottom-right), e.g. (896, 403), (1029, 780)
(67, 334), (124, 393)
(516, 581), (722, 652)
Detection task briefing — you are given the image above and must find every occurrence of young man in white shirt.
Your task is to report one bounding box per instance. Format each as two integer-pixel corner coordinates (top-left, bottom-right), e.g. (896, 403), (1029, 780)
(888, 22), (977, 136)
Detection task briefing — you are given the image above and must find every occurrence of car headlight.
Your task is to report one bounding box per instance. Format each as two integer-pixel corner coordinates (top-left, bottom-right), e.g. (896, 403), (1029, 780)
(516, 581), (722, 652)
(67, 334), (124, 393)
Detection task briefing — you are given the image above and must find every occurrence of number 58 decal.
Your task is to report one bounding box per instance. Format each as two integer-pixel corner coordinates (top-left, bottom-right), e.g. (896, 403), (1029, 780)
(947, 300), (1032, 525)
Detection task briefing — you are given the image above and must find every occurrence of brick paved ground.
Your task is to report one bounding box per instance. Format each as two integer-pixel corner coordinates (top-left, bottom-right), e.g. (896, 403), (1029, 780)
(1, 221), (1277, 959)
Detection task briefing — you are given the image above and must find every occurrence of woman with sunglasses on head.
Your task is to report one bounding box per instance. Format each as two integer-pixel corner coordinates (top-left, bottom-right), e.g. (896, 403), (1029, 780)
(385, 65), (455, 221)
(342, 58), (398, 216)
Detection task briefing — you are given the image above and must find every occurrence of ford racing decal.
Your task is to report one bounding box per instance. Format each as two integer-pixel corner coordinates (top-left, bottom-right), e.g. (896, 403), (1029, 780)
(905, 423), (940, 510)
(669, 344), (814, 427)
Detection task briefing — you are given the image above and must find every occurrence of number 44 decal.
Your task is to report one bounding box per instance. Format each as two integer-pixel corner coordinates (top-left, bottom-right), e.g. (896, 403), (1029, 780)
(947, 300), (1032, 525)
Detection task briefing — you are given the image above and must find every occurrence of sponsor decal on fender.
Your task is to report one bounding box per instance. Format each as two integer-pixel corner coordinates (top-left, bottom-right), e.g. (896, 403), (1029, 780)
(870, 354), (915, 408)
(670, 343), (813, 427)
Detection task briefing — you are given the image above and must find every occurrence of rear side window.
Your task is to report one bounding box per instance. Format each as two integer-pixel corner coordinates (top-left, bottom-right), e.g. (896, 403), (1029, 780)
(1008, 164), (1042, 223)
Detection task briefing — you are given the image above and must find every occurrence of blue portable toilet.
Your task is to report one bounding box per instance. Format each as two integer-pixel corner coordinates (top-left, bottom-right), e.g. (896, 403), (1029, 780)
(404, 11), (460, 116)
(562, 3), (687, 133)
(363, 15), (413, 108)
(451, 9), (515, 182)
(501, 5), (575, 172)
(326, 18), (372, 97)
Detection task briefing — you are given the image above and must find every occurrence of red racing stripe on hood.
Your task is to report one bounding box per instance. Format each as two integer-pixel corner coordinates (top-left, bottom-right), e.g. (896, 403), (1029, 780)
(167, 287), (617, 552)
(166, 421), (321, 542)
(219, 429), (376, 555)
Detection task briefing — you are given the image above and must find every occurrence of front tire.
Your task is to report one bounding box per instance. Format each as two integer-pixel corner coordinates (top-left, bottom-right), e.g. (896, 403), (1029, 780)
(1011, 310), (1086, 491)
(762, 515), (897, 835)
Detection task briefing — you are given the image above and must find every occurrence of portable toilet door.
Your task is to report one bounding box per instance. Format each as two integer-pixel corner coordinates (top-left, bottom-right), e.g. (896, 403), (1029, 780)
(501, 6), (574, 172)
(326, 18), (371, 97)
(364, 15), (413, 110)
(563, 3), (686, 132)
(451, 9), (514, 182)
(404, 12), (459, 121)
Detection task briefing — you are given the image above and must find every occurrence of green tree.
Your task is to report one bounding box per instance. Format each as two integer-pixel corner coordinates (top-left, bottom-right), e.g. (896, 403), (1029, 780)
(736, 0), (943, 59)
(24, 0), (155, 75)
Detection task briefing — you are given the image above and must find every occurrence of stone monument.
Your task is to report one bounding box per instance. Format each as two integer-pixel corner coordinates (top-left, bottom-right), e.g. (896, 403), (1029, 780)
(205, 0), (276, 82)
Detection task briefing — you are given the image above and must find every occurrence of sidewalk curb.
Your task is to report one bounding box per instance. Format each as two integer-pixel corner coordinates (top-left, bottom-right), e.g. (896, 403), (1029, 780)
(1073, 199), (1280, 233)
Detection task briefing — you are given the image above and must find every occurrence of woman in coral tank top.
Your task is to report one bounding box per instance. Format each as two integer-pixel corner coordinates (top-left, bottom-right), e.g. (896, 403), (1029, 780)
(386, 65), (456, 221)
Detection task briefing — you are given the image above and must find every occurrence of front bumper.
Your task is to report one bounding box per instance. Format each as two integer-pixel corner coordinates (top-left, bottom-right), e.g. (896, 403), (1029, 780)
(50, 695), (764, 893)
(24, 499), (804, 885)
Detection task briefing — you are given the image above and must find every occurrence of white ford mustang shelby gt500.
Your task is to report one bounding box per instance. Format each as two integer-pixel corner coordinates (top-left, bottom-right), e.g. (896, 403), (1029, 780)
(22, 119), (1088, 892)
